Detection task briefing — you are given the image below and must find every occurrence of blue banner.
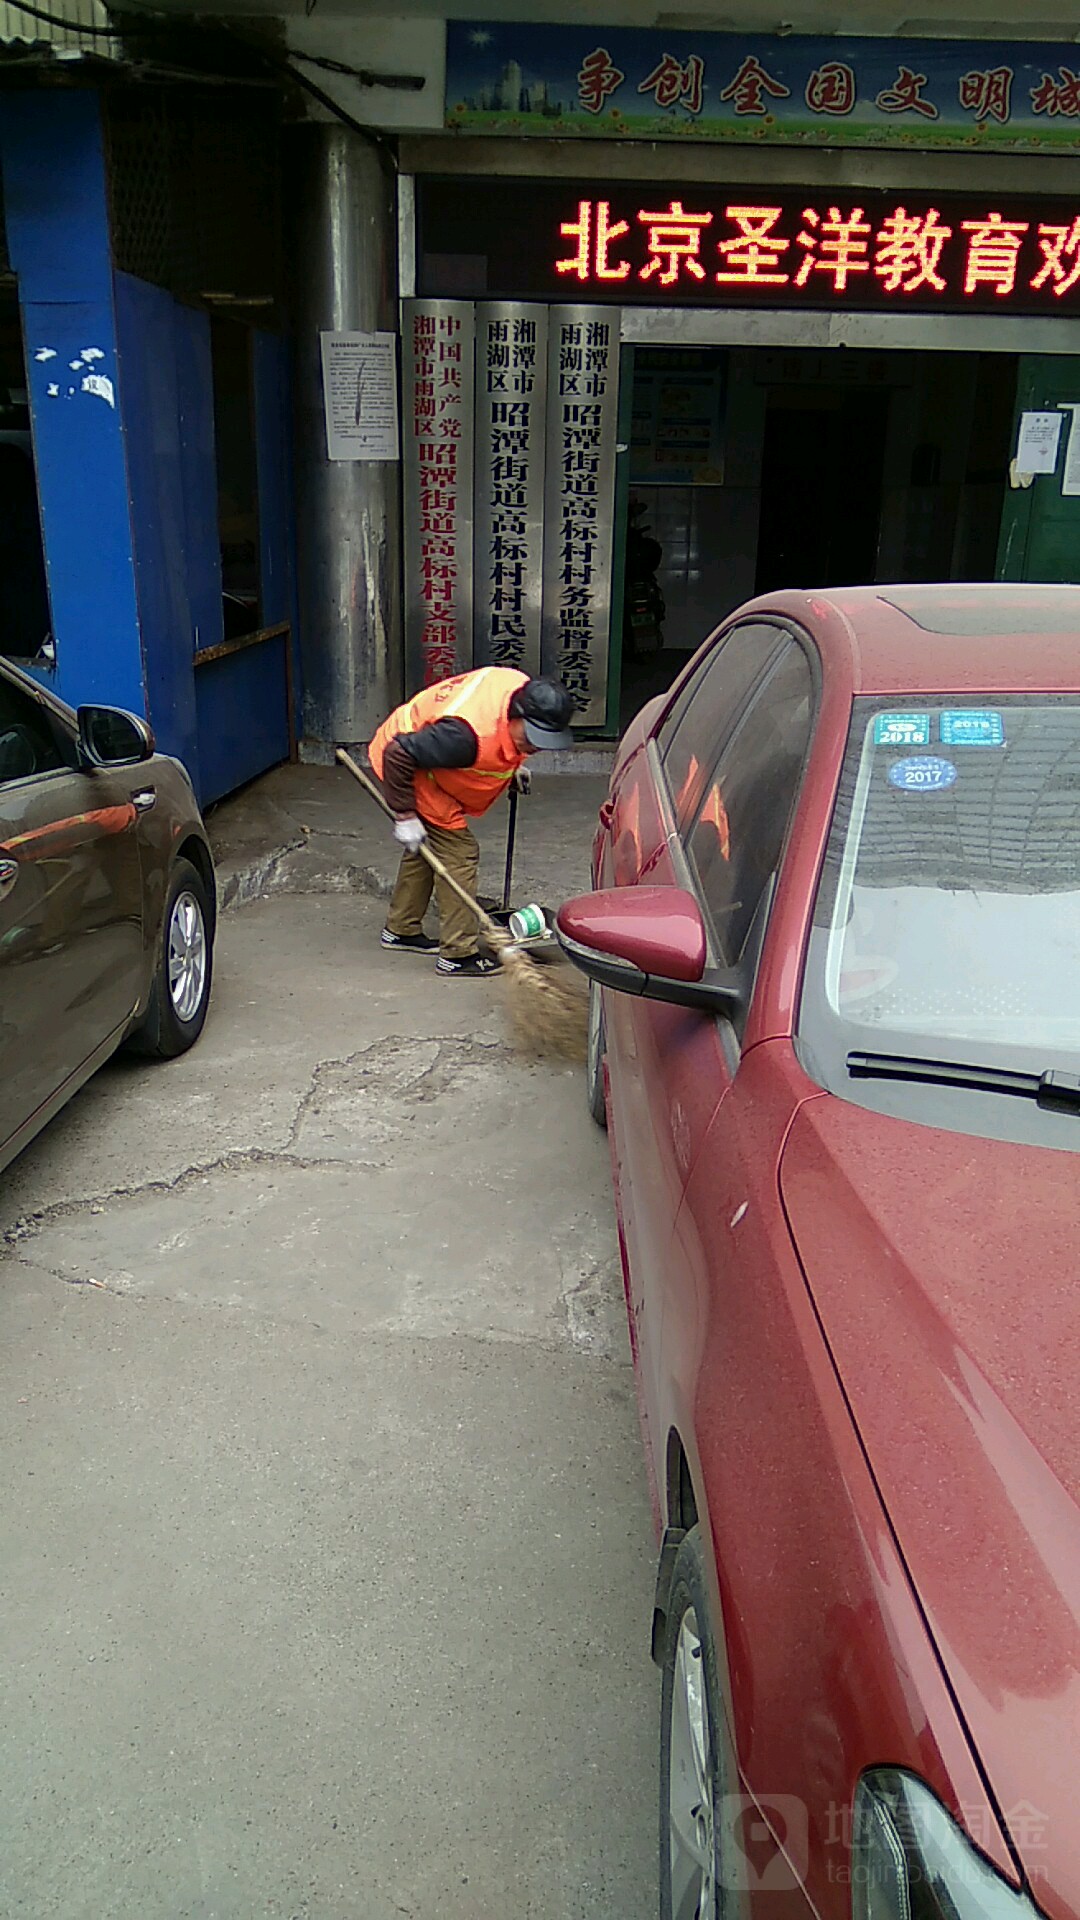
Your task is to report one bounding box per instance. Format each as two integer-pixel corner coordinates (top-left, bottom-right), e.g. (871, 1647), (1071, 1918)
(446, 23), (1080, 153)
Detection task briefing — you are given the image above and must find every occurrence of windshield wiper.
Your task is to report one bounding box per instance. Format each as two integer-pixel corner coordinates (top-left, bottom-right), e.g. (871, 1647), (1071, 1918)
(847, 1050), (1080, 1114)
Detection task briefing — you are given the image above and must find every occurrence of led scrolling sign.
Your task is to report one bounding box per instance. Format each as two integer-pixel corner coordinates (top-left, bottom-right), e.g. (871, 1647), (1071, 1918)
(417, 180), (1080, 316)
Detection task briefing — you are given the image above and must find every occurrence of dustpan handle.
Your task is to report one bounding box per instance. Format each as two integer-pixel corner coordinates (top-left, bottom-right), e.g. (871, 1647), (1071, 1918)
(336, 750), (505, 944)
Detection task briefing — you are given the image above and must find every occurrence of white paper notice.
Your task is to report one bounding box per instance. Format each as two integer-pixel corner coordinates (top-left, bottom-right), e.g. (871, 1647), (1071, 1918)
(1059, 405), (1080, 497)
(320, 331), (399, 461)
(1015, 410), (1062, 476)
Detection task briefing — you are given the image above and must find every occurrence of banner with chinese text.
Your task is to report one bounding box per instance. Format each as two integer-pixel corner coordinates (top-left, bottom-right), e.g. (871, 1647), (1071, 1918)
(474, 304), (548, 675)
(418, 179), (1080, 319)
(403, 300), (475, 690)
(447, 23), (1080, 153)
(541, 308), (620, 728)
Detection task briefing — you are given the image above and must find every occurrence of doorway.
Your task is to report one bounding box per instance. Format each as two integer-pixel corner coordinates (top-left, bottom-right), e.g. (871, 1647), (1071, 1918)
(0, 286), (52, 668)
(756, 388), (889, 594)
(616, 343), (1019, 730)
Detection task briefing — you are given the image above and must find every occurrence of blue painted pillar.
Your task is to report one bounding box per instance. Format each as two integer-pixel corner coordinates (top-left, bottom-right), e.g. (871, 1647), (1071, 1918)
(0, 91), (146, 716)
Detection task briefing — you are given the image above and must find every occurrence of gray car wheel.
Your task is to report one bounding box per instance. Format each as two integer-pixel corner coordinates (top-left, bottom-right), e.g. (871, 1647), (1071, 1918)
(128, 857), (213, 1059)
(660, 1527), (728, 1920)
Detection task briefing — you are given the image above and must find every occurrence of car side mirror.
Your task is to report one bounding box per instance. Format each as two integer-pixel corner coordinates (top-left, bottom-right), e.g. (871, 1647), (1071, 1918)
(555, 886), (744, 1019)
(77, 705), (154, 769)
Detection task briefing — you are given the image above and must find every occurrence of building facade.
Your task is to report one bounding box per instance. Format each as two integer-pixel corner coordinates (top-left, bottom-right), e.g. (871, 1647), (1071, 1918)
(4, 5), (1080, 774)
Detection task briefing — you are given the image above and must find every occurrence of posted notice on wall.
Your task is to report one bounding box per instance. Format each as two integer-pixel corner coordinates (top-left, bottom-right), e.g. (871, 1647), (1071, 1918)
(320, 331), (399, 461)
(1059, 405), (1080, 498)
(1015, 410), (1062, 477)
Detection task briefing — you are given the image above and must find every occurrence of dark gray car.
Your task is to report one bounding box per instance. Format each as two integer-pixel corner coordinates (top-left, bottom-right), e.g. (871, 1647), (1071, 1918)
(0, 658), (216, 1173)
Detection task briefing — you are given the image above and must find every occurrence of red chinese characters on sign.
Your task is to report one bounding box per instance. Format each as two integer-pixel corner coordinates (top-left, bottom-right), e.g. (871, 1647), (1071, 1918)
(795, 206), (871, 291)
(638, 200), (713, 284)
(719, 54), (790, 116)
(412, 311), (467, 684)
(547, 196), (1080, 311)
(556, 200), (630, 281)
(577, 47), (625, 115)
(874, 206), (953, 294)
(959, 66), (1013, 125)
(482, 317), (542, 671)
(805, 62), (856, 116)
(715, 207), (791, 285)
(960, 212), (1029, 295)
(875, 65), (939, 119)
(1030, 66), (1080, 117)
(552, 320), (615, 709)
(1032, 219), (1080, 297)
(638, 52), (704, 115)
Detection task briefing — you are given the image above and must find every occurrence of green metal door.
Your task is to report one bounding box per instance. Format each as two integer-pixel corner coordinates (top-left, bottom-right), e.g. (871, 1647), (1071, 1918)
(997, 355), (1080, 582)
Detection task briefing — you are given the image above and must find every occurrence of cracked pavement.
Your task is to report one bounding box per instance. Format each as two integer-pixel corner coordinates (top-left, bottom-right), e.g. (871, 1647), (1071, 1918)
(0, 874), (657, 1919)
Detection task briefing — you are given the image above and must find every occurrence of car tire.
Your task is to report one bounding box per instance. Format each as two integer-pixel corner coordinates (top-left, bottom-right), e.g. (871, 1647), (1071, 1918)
(660, 1526), (727, 1920)
(127, 857), (213, 1059)
(586, 980), (608, 1129)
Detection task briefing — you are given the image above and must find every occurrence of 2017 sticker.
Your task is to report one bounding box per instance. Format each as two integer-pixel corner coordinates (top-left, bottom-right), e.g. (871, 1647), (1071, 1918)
(940, 710), (1005, 747)
(888, 756), (958, 793)
(873, 712), (931, 748)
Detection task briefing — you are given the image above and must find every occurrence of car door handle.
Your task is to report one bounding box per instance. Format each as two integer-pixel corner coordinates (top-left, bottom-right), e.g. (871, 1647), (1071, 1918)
(131, 787), (157, 813)
(0, 857), (18, 901)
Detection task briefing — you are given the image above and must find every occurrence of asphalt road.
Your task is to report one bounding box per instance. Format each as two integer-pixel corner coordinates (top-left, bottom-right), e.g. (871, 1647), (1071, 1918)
(0, 887), (658, 1920)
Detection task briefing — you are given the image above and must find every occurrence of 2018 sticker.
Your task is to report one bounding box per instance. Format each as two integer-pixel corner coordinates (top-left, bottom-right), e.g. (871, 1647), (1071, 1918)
(873, 712), (931, 748)
(888, 756), (958, 793)
(939, 710), (1005, 747)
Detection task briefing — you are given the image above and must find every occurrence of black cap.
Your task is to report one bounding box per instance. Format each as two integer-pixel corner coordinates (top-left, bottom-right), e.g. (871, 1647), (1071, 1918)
(512, 678), (576, 751)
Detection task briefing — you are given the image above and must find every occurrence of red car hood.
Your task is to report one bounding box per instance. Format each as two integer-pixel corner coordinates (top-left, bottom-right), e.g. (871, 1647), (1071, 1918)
(780, 1093), (1080, 1920)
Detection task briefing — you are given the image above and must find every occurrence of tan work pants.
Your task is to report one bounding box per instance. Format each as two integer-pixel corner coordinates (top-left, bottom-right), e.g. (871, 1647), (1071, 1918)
(386, 821), (481, 960)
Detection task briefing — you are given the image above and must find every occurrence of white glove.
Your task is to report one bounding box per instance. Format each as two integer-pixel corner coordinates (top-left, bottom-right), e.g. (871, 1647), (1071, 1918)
(393, 815), (427, 851)
(513, 767), (532, 796)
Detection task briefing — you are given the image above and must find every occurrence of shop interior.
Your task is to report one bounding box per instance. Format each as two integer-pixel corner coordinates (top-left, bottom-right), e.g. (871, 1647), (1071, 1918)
(618, 343), (1018, 727)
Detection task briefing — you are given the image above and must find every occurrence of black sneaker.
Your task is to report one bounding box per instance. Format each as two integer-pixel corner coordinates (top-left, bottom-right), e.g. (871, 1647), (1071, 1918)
(435, 952), (501, 978)
(381, 929), (438, 954)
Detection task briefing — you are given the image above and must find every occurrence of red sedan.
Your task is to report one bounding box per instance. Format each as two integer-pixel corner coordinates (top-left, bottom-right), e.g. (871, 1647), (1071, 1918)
(557, 585), (1080, 1920)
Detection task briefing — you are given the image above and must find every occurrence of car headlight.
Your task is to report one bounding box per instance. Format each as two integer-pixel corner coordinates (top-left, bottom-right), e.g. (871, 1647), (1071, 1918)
(854, 1772), (1035, 1920)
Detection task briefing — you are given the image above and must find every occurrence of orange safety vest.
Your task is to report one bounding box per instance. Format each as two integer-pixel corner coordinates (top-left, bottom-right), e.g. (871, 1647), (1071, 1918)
(369, 666), (530, 831)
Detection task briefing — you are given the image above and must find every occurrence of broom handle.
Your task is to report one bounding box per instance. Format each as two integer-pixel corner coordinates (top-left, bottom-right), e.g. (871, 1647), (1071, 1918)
(336, 749), (505, 945)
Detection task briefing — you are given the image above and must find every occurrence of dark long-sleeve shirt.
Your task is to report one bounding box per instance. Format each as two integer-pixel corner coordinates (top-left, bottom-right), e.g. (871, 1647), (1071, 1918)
(382, 717), (480, 817)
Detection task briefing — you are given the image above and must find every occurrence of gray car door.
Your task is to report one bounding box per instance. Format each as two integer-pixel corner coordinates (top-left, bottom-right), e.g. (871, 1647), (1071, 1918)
(0, 670), (145, 1154)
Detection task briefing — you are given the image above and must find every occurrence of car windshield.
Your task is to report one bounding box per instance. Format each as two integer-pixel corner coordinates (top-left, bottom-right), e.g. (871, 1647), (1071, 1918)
(799, 696), (1080, 1141)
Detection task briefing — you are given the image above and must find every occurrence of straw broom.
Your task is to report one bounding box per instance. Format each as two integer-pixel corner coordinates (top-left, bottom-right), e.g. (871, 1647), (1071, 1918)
(336, 751), (588, 1064)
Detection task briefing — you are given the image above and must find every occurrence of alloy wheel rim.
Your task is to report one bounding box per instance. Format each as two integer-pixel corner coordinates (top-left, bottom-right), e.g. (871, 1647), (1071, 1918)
(168, 890), (207, 1023)
(669, 1608), (716, 1920)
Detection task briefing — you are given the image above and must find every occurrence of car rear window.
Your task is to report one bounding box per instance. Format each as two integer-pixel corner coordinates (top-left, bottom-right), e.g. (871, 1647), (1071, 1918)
(878, 585), (1080, 635)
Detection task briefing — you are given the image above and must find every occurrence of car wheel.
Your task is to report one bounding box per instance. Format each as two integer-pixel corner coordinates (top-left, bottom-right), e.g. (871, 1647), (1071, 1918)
(128, 857), (213, 1059)
(586, 980), (607, 1129)
(660, 1527), (727, 1920)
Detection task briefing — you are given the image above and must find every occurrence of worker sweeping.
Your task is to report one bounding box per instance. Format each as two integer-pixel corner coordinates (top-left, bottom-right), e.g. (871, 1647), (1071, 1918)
(368, 666), (575, 978)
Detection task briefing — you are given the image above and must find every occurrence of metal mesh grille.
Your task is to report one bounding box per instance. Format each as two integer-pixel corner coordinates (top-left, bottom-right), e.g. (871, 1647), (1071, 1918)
(106, 87), (282, 310)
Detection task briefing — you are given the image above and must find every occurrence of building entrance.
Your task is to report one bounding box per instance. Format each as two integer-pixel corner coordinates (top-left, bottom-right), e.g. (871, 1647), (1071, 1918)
(617, 343), (1020, 728)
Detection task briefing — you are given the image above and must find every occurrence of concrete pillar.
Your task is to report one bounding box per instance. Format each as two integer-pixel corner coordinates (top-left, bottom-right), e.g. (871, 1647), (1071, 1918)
(290, 125), (401, 746)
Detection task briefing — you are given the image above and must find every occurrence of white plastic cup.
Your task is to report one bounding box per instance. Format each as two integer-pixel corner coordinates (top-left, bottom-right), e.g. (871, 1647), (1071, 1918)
(508, 903), (546, 941)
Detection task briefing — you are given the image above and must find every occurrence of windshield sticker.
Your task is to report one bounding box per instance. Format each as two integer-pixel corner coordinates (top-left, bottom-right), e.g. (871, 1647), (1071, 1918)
(873, 712), (931, 748)
(939, 709), (1005, 747)
(887, 756), (958, 793)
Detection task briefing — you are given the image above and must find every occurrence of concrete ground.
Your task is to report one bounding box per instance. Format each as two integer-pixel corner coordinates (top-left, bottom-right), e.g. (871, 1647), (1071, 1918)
(0, 772), (658, 1920)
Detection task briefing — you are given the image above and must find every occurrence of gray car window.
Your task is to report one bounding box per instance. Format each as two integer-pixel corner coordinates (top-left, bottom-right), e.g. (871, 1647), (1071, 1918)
(685, 641), (815, 967)
(659, 623), (787, 833)
(0, 675), (71, 785)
